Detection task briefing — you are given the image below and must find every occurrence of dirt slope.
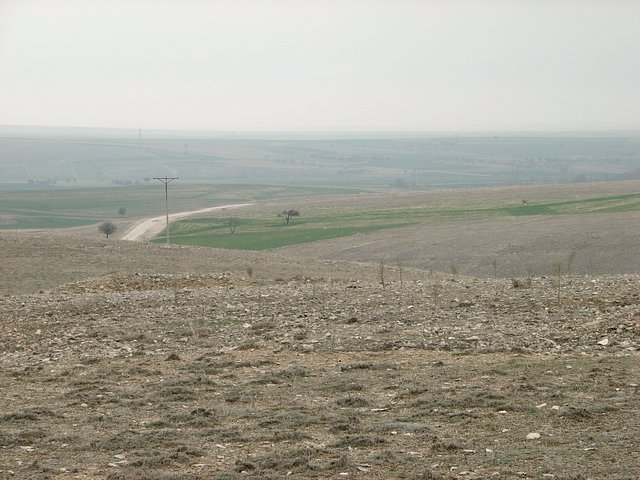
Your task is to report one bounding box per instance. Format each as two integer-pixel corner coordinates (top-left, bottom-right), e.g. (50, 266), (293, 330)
(0, 231), (384, 296)
(1, 246), (639, 479)
(277, 210), (640, 278)
(2, 183), (640, 479)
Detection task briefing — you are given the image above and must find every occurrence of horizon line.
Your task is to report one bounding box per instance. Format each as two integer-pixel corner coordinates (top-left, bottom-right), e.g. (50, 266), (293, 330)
(1, 123), (639, 137)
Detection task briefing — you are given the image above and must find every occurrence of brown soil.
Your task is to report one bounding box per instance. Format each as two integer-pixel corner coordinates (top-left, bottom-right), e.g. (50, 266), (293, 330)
(1, 183), (640, 479)
(278, 211), (640, 278)
(271, 180), (640, 278)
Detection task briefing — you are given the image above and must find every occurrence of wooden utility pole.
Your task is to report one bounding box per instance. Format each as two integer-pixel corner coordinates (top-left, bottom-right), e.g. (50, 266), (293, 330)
(153, 177), (178, 245)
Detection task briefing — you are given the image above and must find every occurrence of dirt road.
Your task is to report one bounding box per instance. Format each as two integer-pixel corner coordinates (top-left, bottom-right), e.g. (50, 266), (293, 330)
(120, 203), (253, 241)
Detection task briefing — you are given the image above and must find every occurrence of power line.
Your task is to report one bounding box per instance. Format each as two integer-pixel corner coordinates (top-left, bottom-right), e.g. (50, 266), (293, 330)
(153, 177), (178, 245)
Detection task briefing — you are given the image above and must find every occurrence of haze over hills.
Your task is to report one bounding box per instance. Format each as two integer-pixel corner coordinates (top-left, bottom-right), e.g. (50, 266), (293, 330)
(1, 127), (639, 189)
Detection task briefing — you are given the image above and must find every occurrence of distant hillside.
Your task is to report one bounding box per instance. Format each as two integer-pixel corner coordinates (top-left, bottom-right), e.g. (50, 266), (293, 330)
(1, 129), (639, 188)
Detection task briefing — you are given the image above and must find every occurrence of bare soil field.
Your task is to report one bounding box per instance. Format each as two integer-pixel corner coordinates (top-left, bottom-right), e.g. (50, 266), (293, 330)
(1, 182), (640, 479)
(278, 211), (640, 278)
(248, 180), (640, 278)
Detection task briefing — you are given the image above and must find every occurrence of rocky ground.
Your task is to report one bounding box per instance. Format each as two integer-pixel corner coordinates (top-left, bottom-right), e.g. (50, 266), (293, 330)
(1, 230), (639, 479)
(5, 270), (640, 362)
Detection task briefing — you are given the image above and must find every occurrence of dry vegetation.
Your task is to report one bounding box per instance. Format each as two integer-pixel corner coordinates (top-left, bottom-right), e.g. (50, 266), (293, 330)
(1, 277), (639, 480)
(2, 226), (640, 479)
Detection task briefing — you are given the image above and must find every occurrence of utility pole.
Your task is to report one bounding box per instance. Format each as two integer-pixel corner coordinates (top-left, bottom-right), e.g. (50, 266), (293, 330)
(153, 177), (178, 245)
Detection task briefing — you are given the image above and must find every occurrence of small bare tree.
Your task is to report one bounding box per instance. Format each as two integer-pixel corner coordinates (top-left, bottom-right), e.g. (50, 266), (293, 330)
(228, 217), (237, 234)
(554, 261), (564, 303)
(432, 282), (441, 307)
(378, 259), (386, 289)
(98, 221), (117, 239)
(567, 248), (577, 276)
(450, 261), (459, 276)
(279, 209), (300, 224)
(118, 207), (127, 217)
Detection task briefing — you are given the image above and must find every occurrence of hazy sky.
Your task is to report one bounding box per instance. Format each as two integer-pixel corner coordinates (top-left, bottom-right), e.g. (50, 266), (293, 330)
(1, 0), (639, 132)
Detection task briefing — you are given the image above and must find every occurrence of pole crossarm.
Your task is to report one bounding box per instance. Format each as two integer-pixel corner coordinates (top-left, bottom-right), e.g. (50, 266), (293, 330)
(153, 177), (179, 245)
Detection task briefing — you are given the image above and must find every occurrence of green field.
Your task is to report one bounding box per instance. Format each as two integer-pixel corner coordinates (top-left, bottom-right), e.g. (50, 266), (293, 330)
(154, 217), (408, 250)
(155, 192), (640, 250)
(500, 193), (640, 216)
(4, 130), (640, 230)
(0, 184), (363, 229)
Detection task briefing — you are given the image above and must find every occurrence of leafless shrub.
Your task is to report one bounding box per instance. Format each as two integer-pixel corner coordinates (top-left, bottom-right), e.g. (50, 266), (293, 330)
(293, 329), (308, 340)
(228, 217), (237, 234)
(330, 453), (352, 469)
(335, 396), (370, 408)
(450, 261), (459, 276)
(431, 282), (441, 307)
(333, 434), (387, 448)
(397, 260), (404, 287)
(378, 259), (386, 288)
(554, 261), (564, 303)
(414, 468), (442, 479)
(432, 439), (464, 452)
(188, 320), (199, 342)
(173, 287), (188, 305)
(332, 381), (364, 392)
(567, 248), (577, 276)
(512, 277), (532, 288)
(237, 339), (258, 350)
(251, 320), (277, 333)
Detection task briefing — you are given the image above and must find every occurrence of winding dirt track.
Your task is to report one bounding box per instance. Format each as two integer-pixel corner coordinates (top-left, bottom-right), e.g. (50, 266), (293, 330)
(121, 203), (253, 241)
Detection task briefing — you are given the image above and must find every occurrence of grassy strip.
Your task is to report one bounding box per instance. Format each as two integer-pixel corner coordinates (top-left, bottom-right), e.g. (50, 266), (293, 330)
(154, 216), (409, 250)
(157, 193), (640, 250)
(498, 193), (640, 216)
